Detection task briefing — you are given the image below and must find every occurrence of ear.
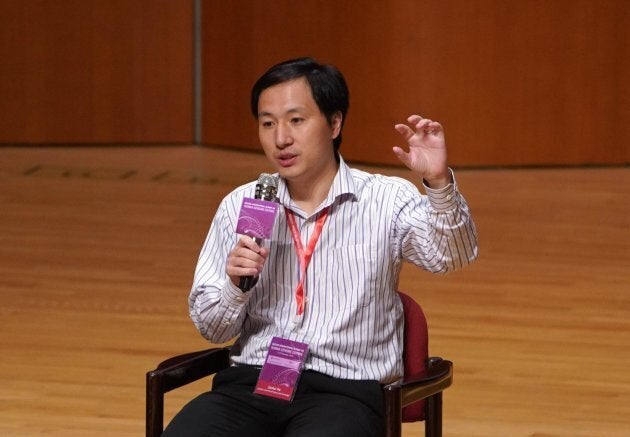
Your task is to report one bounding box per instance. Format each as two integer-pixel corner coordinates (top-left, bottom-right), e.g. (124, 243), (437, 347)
(331, 111), (343, 140)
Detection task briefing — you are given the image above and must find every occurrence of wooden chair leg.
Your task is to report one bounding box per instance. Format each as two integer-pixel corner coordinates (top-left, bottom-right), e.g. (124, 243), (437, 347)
(146, 371), (164, 437)
(383, 386), (402, 437)
(425, 391), (443, 437)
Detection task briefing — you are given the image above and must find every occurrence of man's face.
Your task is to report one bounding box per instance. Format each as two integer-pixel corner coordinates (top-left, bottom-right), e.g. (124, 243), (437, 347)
(257, 77), (341, 187)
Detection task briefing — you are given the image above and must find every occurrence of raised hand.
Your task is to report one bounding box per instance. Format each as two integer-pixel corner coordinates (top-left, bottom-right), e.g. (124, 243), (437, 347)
(393, 115), (451, 188)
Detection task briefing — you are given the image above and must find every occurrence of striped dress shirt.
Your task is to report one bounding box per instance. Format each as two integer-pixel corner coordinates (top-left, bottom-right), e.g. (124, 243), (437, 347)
(189, 156), (478, 384)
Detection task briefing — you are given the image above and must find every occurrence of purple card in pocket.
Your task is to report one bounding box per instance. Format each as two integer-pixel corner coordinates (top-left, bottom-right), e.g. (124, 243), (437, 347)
(236, 197), (279, 239)
(254, 337), (309, 402)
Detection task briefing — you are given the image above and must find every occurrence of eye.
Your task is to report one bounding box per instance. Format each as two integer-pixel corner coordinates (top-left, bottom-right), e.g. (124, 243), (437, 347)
(260, 120), (274, 128)
(290, 117), (304, 125)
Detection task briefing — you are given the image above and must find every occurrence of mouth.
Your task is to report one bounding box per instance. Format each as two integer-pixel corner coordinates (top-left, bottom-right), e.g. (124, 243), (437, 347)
(277, 153), (297, 168)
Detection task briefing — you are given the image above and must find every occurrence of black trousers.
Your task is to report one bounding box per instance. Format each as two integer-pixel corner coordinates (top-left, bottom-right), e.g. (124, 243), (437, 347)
(162, 365), (385, 437)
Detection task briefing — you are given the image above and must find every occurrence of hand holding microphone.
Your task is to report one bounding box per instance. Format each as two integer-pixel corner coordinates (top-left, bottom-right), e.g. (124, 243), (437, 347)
(226, 237), (269, 290)
(231, 173), (279, 292)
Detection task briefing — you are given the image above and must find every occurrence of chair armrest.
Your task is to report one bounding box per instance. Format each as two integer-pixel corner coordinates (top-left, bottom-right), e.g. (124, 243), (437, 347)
(146, 348), (231, 437)
(148, 347), (231, 393)
(400, 359), (453, 407)
(383, 358), (452, 405)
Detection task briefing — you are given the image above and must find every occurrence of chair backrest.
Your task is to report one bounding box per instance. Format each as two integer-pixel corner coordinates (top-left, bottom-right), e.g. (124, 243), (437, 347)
(398, 291), (429, 422)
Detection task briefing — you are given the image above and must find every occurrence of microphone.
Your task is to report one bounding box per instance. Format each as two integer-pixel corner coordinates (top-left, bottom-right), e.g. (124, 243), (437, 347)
(238, 173), (279, 291)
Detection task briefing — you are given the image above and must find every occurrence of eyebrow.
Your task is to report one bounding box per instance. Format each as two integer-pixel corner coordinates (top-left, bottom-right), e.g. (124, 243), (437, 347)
(258, 107), (306, 118)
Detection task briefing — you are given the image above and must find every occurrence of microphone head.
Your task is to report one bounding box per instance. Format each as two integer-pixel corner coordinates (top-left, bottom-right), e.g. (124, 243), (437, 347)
(255, 173), (279, 201)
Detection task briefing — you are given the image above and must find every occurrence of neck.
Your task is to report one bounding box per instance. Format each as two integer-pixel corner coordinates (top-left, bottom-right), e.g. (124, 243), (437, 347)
(287, 163), (338, 215)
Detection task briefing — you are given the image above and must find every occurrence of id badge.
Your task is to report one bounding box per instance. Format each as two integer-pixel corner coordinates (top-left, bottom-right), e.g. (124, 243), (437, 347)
(254, 337), (309, 402)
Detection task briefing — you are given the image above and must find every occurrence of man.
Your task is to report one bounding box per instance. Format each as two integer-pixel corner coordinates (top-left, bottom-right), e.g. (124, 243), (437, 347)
(163, 57), (478, 436)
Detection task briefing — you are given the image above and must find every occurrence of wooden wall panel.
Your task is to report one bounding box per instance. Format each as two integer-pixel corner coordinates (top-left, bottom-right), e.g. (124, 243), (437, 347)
(0, 0), (193, 143)
(201, 0), (629, 167)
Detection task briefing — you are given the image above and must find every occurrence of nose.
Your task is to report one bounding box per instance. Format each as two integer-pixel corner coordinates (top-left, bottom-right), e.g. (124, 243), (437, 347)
(275, 123), (293, 148)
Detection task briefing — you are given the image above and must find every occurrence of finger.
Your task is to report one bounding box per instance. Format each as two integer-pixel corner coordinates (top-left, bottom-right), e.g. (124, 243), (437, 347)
(227, 249), (264, 279)
(407, 114), (423, 125)
(236, 245), (266, 262)
(238, 235), (262, 253)
(430, 121), (443, 131)
(394, 123), (415, 141)
(228, 250), (263, 270)
(424, 121), (444, 136)
(228, 238), (266, 270)
(414, 118), (433, 132)
(409, 115), (432, 132)
(392, 146), (412, 167)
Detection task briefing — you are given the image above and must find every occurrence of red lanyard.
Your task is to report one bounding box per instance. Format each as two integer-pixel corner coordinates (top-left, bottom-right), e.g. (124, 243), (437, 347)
(284, 206), (329, 322)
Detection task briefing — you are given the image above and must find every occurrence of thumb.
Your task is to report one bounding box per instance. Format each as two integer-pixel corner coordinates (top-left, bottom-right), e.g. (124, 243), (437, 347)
(392, 146), (411, 167)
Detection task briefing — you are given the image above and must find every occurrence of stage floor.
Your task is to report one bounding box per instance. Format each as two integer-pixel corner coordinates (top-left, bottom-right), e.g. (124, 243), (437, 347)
(1, 145), (628, 436)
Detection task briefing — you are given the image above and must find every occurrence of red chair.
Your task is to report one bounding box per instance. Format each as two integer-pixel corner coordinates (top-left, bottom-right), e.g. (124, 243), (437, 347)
(146, 292), (452, 437)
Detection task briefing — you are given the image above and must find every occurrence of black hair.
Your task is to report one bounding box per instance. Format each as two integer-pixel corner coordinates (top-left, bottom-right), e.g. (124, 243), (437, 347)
(250, 57), (349, 153)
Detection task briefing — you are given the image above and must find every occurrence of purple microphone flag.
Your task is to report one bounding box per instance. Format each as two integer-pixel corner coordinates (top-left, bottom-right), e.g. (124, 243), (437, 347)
(236, 197), (279, 239)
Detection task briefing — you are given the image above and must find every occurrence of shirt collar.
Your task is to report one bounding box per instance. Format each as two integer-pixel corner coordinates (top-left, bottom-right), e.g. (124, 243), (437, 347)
(275, 155), (357, 215)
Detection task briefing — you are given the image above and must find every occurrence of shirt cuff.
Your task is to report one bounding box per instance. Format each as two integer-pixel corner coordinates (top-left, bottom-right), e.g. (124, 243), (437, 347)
(222, 279), (251, 307)
(422, 168), (459, 212)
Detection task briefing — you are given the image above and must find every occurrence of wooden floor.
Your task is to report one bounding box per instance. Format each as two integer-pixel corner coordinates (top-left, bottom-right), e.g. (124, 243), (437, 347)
(1, 145), (628, 436)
